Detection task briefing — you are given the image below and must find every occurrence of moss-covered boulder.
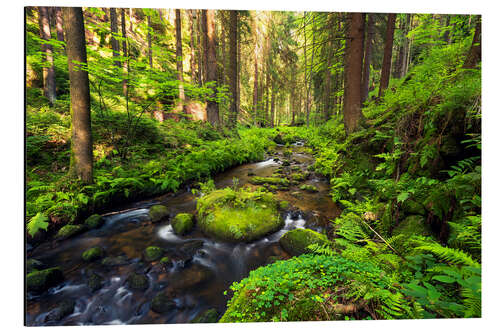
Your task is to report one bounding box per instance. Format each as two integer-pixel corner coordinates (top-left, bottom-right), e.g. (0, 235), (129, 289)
(171, 213), (195, 235)
(126, 272), (149, 291)
(290, 172), (308, 181)
(82, 246), (105, 262)
(27, 267), (64, 292)
(151, 293), (176, 314)
(144, 246), (164, 262)
(26, 258), (44, 273)
(56, 224), (86, 240)
(299, 184), (319, 193)
(196, 187), (284, 242)
(101, 255), (128, 266)
(191, 308), (219, 323)
(148, 205), (169, 223)
(401, 199), (426, 216)
(279, 229), (330, 256)
(249, 176), (290, 187)
(45, 299), (75, 322)
(393, 215), (431, 238)
(86, 271), (103, 292)
(84, 214), (104, 229)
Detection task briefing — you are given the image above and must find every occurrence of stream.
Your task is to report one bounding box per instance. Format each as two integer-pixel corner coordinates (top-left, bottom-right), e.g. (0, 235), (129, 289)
(26, 143), (341, 326)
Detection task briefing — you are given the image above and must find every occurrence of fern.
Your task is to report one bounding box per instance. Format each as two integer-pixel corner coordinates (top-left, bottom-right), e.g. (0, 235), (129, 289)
(27, 212), (49, 237)
(414, 240), (480, 268)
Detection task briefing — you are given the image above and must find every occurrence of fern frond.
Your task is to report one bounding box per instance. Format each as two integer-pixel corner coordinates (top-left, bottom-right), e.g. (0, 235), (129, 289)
(414, 241), (480, 268)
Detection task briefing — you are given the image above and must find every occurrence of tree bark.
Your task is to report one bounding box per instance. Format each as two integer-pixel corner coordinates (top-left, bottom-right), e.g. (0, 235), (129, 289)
(121, 8), (128, 97)
(252, 14), (259, 127)
(343, 13), (364, 135)
(270, 82), (275, 128)
(378, 13), (396, 98)
(147, 15), (153, 68)
(175, 9), (186, 111)
(38, 6), (57, 105)
(189, 10), (196, 83)
(361, 14), (374, 103)
(54, 7), (64, 42)
(228, 10), (238, 129)
(63, 7), (93, 184)
(463, 17), (481, 69)
(205, 10), (220, 127)
(110, 8), (120, 68)
(324, 40), (332, 121)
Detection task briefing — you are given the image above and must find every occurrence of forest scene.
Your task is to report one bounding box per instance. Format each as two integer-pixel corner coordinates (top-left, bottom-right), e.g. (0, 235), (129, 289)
(25, 5), (481, 325)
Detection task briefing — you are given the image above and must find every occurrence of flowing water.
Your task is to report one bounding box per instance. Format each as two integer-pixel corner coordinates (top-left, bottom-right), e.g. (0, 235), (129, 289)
(26, 143), (340, 326)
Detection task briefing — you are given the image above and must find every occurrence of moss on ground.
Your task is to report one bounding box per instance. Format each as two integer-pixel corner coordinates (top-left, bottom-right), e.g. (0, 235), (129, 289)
(249, 176), (290, 187)
(299, 184), (319, 193)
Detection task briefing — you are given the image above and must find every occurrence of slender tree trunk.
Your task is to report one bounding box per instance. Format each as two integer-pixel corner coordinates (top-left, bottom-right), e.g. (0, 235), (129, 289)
(38, 6), (57, 105)
(129, 8), (133, 32)
(252, 15), (259, 127)
(442, 15), (451, 43)
(270, 82), (275, 128)
(201, 10), (208, 84)
(265, 70), (270, 127)
(343, 13), (364, 135)
(121, 8), (128, 98)
(175, 9), (186, 112)
(63, 7), (93, 184)
(401, 14), (411, 77)
(189, 10), (196, 83)
(205, 10), (220, 127)
(378, 13), (396, 98)
(303, 12), (309, 127)
(54, 7), (64, 42)
(361, 14), (374, 102)
(228, 10), (238, 129)
(324, 40), (332, 121)
(463, 17), (481, 69)
(147, 15), (152, 68)
(110, 8), (120, 68)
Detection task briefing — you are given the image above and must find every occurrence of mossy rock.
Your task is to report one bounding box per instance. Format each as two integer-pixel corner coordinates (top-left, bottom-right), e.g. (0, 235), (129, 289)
(27, 267), (64, 292)
(126, 272), (149, 291)
(160, 256), (173, 268)
(299, 184), (319, 193)
(26, 258), (44, 273)
(196, 188), (284, 242)
(279, 201), (290, 210)
(148, 205), (169, 223)
(279, 229), (330, 256)
(45, 299), (75, 322)
(84, 214), (104, 229)
(86, 271), (103, 292)
(144, 246), (164, 262)
(102, 255), (128, 266)
(151, 293), (176, 314)
(249, 176), (290, 187)
(171, 213), (195, 235)
(282, 160), (291, 166)
(393, 215), (431, 238)
(82, 246), (105, 262)
(56, 224), (86, 240)
(290, 173), (307, 181)
(191, 308), (219, 323)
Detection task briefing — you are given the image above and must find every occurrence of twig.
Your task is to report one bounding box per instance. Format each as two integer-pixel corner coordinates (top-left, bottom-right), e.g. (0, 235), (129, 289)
(360, 218), (407, 262)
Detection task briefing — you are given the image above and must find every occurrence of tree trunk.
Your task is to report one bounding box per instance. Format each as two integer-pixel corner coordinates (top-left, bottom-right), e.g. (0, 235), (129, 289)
(361, 14), (374, 103)
(463, 17), (481, 69)
(147, 15), (152, 68)
(38, 6), (57, 105)
(54, 7), (64, 42)
(205, 10), (220, 127)
(343, 13), (364, 135)
(63, 7), (93, 184)
(175, 9), (186, 111)
(121, 8), (128, 98)
(303, 12), (309, 127)
(189, 10), (196, 83)
(378, 13), (396, 98)
(110, 8), (120, 68)
(201, 10), (208, 84)
(324, 40), (332, 121)
(270, 82), (275, 128)
(252, 15), (259, 127)
(228, 10), (238, 129)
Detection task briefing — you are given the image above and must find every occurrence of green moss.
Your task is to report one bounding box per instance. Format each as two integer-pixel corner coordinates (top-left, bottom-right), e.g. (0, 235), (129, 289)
(144, 246), (164, 261)
(279, 201), (290, 210)
(148, 205), (169, 223)
(82, 246), (105, 262)
(151, 292), (176, 313)
(401, 199), (426, 216)
(171, 213), (195, 235)
(87, 271), (103, 292)
(26, 258), (44, 273)
(299, 184), (318, 193)
(290, 173), (307, 181)
(197, 187), (283, 242)
(191, 308), (219, 323)
(279, 229), (330, 256)
(56, 224), (86, 240)
(160, 256), (172, 267)
(126, 272), (149, 291)
(84, 214), (104, 229)
(27, 267), (64, 292)
(249, 176), (290, 187)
